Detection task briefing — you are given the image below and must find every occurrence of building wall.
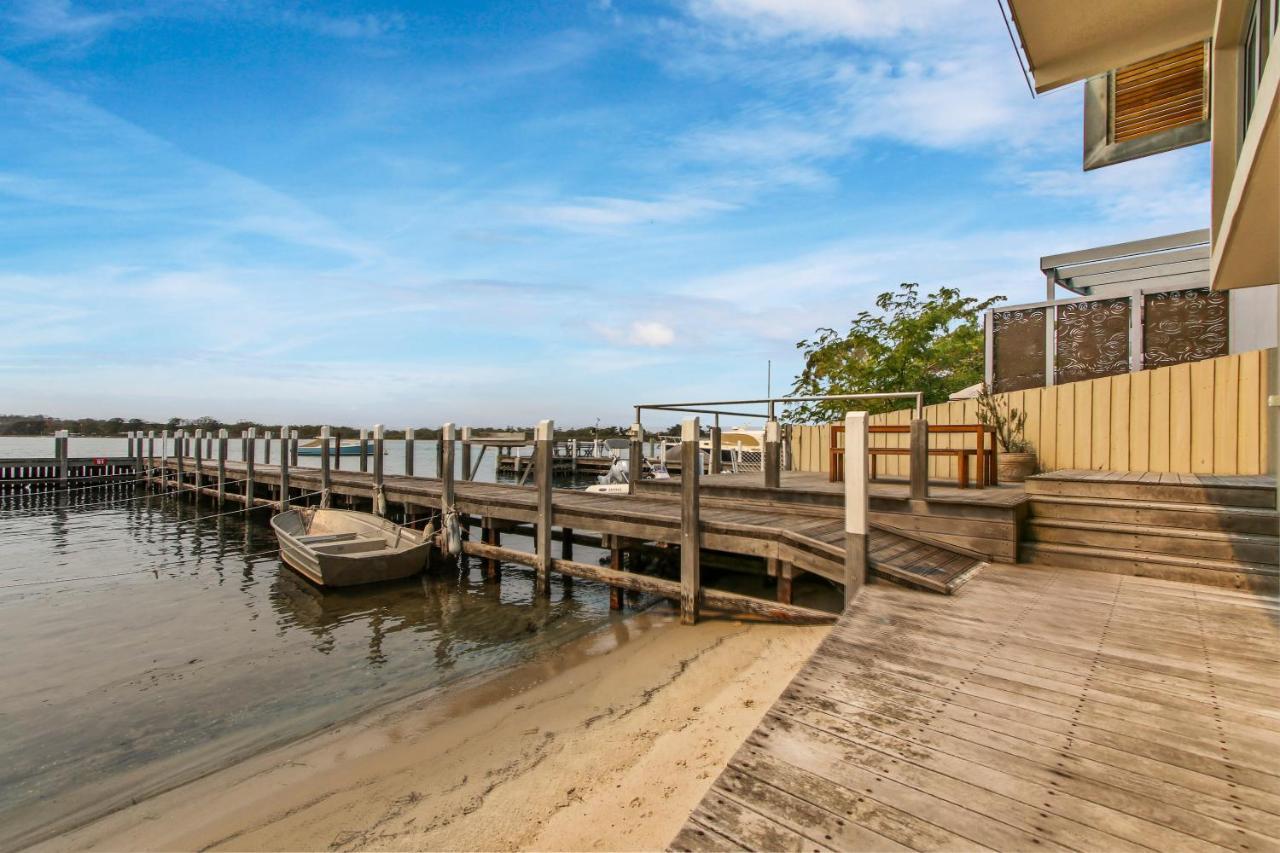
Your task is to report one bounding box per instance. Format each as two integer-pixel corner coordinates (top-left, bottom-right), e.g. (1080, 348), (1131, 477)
(790, 347), (1274, 477)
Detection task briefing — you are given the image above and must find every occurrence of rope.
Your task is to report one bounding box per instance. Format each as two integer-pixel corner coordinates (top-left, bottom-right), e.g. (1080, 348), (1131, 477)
(0, 477), (250, 520)
(0, 468), (163, 501)
(0, 548), (283, 590)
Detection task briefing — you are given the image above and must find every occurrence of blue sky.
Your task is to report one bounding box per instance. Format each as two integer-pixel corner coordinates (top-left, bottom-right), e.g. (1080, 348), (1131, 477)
(0, 0), (1210, 427)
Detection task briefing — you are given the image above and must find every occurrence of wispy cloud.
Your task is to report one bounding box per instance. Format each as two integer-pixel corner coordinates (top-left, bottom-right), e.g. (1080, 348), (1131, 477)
(516, 194), (737, 233)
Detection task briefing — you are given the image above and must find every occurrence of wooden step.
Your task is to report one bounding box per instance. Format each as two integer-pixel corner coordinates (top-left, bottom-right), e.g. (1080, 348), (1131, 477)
(1027, 494), (1279, 535)
(1026, 471), (1276, 508)
(1026, 517), (1279, 564)
(1019, 542), (1279, 594)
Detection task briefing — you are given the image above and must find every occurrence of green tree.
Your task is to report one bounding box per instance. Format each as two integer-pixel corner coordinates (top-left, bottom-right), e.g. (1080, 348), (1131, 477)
(789, 283), (1003, 422)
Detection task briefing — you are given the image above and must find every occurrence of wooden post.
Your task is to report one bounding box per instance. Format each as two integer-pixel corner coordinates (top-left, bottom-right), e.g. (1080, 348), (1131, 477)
(333, 433), (341, 470)
(609, 540), (625, 610)
(782, 424), (793, 471)
(290, 429), (299, 467)
(241, 431), (248, 462)
(193, 429), (203, 496)
(404, 427), (415, 477)
(909, 418), (929, 500)
(461, 427), (473, 481)
(359, 429), (369, 473)
(147, 431), (155, 478)
(680, 417), (701, 624)
(135, 430), (144, 478)
(709, 419), (722, 475)
(319, 426), (332, 500)
(245, 427), (256, 511)
(562, 527), (574, 560)
(126, 431), (134, 459)
(160, 430), (170, 489)
(217, 429), (227, 506)
(764, 419), (781, 488)
(206, 433), (213, 459)
(483, 518), (500, 579)
(436, 436), (445, 480)
(280, 425), (291, 511)
(535, 419), (553, 597)
(844, 410), (869, 608)
(372, 424), (385, 515)
(263, 431), (272, 466)
(55, 429), (68, 490)
(774, 559), (793, 604)
(628, 422), (643, 494)
(175, 430), (185, 493)
(440, 423), (456, 560)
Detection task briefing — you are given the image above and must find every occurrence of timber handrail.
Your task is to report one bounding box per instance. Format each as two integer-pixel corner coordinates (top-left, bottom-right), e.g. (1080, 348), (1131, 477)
(829, 423), (999, 489)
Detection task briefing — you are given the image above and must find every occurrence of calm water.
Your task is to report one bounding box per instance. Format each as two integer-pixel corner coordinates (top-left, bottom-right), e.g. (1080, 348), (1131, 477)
(0, 437), (636, 848)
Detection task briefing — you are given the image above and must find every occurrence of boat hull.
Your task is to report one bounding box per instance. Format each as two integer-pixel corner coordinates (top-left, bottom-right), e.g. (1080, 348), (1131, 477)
(271, 508), (430, 587)
(296, 444), (368, 457)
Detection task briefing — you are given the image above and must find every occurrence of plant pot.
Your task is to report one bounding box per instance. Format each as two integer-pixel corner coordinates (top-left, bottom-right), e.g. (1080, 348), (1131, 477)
(998, 451), (1037, 483)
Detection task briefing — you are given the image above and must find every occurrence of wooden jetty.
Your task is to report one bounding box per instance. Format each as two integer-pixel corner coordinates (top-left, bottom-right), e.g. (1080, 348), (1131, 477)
(673, 562), (1280, 852)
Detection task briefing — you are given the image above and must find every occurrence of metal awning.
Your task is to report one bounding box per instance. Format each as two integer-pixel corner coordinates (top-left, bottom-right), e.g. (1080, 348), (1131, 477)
(1041, 229), (1211, 299)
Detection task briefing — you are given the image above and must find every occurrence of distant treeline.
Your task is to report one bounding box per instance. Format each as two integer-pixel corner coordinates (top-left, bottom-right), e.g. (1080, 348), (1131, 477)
(0, 415), (665, 440)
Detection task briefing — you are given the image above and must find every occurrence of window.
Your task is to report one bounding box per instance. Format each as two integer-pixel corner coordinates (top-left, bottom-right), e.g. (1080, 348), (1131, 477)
(1243, 0), (1276, 143)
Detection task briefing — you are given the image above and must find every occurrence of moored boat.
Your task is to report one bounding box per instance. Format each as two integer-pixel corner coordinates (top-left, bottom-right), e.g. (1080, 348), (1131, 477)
(271, 508), (432, 587)
(296, 439), (371, 456)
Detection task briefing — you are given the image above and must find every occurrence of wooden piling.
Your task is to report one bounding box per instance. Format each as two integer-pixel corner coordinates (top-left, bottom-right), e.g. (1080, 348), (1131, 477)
(764, 419), (780, 488)
(535, 419), (553, 597)
(206, 433), (213, 459)
(319, 426), (332, 502)
(709, 423), (722, 474)
(175, 430), (185, 493)
(263, 431), (272, 466)
(609, 541), (625, 610)
(160, 430), (170, 489)
(126, 431), (134, 459)
(561, 527), (574, 560)
(135, 431), (145, 476)
(460, 427), (473, 481)
(483, 518), (500, 579)
(628, 422), (644, 495)
(193, 429), (203, 496)
(333, 433), (341, 470)
(147, 431), (155, 478)
(404, 428), (415, 477)
(359, 429), (369, 473)
(774, 559), (793, 604)
(909, 417), (929, 500)
(372, 424), (385, 515)
(245, 427), (256, 509)
(290, 429), (299, 467)
(241, 431), (248, 462)
(844, 410), (869, 607)
(217, 429), (227, 506)
(55, 430), (68, 490)
(280, 425), (290, 511)
(680, 417), (701, 625)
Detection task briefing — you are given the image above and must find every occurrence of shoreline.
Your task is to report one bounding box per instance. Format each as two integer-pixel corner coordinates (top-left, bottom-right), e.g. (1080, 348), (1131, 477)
(39, 603), (827, 852)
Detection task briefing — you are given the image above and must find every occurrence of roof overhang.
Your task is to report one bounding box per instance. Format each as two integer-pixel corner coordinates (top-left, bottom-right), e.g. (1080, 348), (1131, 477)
(1007, 0), (1217, 93)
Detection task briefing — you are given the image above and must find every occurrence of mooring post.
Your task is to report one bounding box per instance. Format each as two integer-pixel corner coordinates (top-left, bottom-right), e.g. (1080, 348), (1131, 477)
(372, 424), (385, 515)
(404, 427), (415, 477)
(844, 410), (869, 607)
(333, 433), (341, 470)
(680, 417), (701, 624)
(245, 427), (256, 510)
(435, 434), (445, 480)
(241, 430), (248, 463)
(628, 420), (644, 495)
(440, 423), (456, 561)
(460, 427), (473, 481)
(55, 429), (68, 490)
(290, 429), (299, 467)
(193, 429), (203, 497)
(147, 430), (155, 479)
(206, 432), (213, 459)
(710, 414), (722, 475)
(319, 426), (332, 504)
(135, 431), (144, 479)
(125, 431), (134, 460)
(175, 430), (186, 493)
(263, 431), (272, 466)
(280, 425), (291, 511)
(764, 419), (781, 489)
(909, 417), (929, 500)
(160, 430), (170, 489)
(217, 429), (227, 506)
(609, 538), (625, 610)
(359, 429), (369, 473)
(782, 424), (793, 471)
(534, 419), (553, 596)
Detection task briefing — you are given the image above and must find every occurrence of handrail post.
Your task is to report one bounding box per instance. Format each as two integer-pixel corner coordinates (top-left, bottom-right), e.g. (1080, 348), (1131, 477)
(404, 427), (415, 477)
(245, 427), (256, 510)
(280, 425), (291, 511)
(217, 429), (227, 506)
(535, 419), (553, 597)
(319, 426), (332, 503)
(710, 414), (722, 475)
(910, 418), (929, 500)
(372, 424), (385, 515)
(628, 422), (644, 494)
(764, 419), (780, 488)
(359, 428), (369, 473)
(680, 417), (701, 624)
(460, 427), (473, 481)
(844, 410), (869, 607)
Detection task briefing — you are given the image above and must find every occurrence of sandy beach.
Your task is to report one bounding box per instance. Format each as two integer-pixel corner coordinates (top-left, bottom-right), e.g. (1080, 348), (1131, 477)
(42, 604), (826, 852)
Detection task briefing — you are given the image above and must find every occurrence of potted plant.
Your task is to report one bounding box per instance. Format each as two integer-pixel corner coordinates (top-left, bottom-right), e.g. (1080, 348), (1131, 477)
(975, 383), (1037, 482)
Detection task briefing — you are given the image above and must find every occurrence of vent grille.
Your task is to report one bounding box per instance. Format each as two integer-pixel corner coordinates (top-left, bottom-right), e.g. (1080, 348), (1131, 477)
(1111, 42), (1209, 143)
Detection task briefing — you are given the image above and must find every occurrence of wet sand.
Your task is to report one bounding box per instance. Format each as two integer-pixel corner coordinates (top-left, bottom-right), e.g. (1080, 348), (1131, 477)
(42, 604), (826, 852)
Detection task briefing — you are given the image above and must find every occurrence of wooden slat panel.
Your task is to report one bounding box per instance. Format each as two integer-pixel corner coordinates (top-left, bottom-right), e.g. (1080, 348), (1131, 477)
(1092, 378), (1111, 470)
(1110, 373), (1131, 471)
(1169, 362), (1192, 472)
(1214, 354), (1240, 474)
(1056, 383), (1075, 470)
(1190, 357), (1215, 473)
(1149, 366), (1171, 473)
(1022, 387), (1043, 464)
(1111, 41), (1208, 143)
(1040, 385), (1059, 472)
(1239, 350), (1262, 475)
(1129, 369), (1151, 471)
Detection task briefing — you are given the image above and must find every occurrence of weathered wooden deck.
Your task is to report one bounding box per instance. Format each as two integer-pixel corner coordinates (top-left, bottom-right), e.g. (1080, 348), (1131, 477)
(673, 563), (1280, 851)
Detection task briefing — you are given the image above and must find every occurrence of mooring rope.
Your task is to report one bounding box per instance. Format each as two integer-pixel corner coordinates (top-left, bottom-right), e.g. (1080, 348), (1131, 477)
(0, 476), (250, 519)
(0, 468), (164, 501)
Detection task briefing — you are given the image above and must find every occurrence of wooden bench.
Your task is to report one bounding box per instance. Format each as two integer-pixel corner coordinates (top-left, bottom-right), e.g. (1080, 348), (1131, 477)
(829, 423), (999, 489)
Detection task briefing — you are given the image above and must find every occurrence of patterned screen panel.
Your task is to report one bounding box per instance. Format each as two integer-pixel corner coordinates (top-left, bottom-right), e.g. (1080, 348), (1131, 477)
(1142, 288), (1229, 368)
(1054, 298), (1131, 385)
(992, 308), (1047, 393)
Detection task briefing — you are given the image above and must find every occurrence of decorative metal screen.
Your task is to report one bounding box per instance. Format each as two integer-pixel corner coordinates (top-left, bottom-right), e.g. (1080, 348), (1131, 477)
(1142, 288), (1229, 368)
(992, 308), (1047, 393)
(1054, 298), (1131, 384)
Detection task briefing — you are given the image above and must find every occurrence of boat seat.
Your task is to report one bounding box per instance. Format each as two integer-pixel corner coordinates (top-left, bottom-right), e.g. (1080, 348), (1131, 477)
(311, 536), (390, 555)
(297, 532), (359, 544)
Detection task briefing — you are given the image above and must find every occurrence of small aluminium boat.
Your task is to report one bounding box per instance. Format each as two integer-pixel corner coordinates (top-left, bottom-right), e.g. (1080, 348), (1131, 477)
(296, 439), (371, 457)
(271, 508), (432, 587)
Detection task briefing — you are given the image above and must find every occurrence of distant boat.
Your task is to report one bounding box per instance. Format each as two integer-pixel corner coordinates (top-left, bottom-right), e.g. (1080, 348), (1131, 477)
(296, 439), (376, 457)
(271, 508), (431, 587)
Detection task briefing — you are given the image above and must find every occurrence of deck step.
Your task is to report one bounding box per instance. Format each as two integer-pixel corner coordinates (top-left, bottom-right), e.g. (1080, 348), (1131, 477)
(1019, 542), (1278, 593)
(1027, 494), (1279, 535)
(1026, 472), (1277, 508)
(1026, 518), (1279, 564)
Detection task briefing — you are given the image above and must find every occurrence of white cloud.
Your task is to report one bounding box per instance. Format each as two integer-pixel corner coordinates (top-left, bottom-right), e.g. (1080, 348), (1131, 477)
(518, 194), (736, 232)
(686, 0), (968, 41)
(591, 320), (678, 348)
